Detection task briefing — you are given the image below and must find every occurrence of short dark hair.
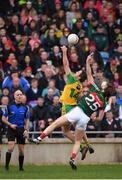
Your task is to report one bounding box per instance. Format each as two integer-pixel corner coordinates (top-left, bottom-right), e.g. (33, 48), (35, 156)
(10, 70), (18, 74)
(38, 96), (44, 100)
(79, 70), (87, 83)
(2, 87), (10, 91)
(103, 84), (116, 100)
(13, 88), (24, 95)
(0, 95), (9, 102)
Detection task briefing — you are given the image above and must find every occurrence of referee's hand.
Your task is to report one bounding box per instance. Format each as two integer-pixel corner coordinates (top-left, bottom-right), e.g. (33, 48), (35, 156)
(23, 130), (28, 138)
(10, 124), (17, 129)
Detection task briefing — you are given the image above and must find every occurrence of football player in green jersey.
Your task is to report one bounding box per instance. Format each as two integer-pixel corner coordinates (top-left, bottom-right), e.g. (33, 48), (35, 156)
(36, 54), (109, 169)
(60, 46), (94, 160)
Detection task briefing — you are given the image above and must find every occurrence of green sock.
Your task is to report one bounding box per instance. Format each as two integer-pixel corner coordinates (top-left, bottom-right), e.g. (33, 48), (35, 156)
(80, 143), (83, 149)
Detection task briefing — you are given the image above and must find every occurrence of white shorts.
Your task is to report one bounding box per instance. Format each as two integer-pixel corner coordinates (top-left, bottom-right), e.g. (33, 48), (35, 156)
(64, 106), (90, 130)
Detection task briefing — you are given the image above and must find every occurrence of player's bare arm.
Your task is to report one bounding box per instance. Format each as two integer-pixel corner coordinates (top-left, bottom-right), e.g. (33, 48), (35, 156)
(61, 46), (71, 74)
(24, 118), (30, 131)
(86, 53), (94, 84)
(23, 118), (30, 138)
(92, 95), (113, 122)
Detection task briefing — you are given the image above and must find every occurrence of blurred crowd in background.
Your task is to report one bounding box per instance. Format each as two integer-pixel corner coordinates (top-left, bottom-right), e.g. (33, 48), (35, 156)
(0, 0), (122, 138)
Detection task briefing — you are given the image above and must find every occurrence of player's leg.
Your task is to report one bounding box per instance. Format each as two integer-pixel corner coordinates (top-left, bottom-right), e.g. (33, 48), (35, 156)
(17, 128), (25, 171)
(18, 144), (25, 171)
(81, 133), (94, 160)
(5, 128), (16, 170)
(69, 129), (85, 170)
(62, 117), (94, 159)
(64, 106), (90, 168)
(82, 132), (89, 146)
(82, 132), (94, 153)
(62, 119), (94, 159)
(38, 115), (70, 140)
(39, 106), (86, 141)
(62, 124), (75, 143)
(81, 133), (89, 160)
(61, 105), (75, 143)
(62, 124), (94, 160)
(5, 141), (15, 170)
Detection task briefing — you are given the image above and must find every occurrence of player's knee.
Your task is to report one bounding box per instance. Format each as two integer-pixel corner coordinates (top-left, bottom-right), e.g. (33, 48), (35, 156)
(62, 127), (68, 135)
(19, 151), (24, 156)
(8, 149), (13, 153)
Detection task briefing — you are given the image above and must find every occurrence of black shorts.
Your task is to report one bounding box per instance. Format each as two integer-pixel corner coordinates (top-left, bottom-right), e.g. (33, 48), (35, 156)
(7, 127), (25, 144)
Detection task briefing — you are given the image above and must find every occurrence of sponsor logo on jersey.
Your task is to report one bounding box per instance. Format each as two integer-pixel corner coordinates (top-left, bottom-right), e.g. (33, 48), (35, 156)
(76, 84), (81, 90)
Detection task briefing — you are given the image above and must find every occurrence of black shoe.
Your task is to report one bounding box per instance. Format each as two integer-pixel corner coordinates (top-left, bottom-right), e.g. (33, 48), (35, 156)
(19, 168), (24, 171)
(88, 145), (94, 154)
(69, 158), (77, 170)
(81, 146), (89, 160)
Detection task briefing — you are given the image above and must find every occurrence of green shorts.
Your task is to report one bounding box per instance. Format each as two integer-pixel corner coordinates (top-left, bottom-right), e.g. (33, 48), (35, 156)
(61, 104), (76, 115)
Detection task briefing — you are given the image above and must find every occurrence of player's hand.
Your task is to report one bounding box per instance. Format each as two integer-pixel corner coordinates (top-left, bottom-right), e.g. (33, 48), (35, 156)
(23, 130), (28, 138)
(86, 53), (94, 65)
(91, 112), (97, 121)
(61, 46), (67, 52)
(108, 96), (116, 104)
(10, 124), (17, 129)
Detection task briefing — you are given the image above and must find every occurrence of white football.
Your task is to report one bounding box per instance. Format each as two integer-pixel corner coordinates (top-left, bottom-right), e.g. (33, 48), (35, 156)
(67, 33), (79, 45)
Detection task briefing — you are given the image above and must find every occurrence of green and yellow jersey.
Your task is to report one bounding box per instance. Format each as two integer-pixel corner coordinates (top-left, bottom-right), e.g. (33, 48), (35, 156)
(78, 83), (106, 116)
(60, 73), (83, 114)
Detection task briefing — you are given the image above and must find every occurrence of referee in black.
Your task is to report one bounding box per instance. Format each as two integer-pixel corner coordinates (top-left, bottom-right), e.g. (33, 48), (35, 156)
(2, 89), (30, 171)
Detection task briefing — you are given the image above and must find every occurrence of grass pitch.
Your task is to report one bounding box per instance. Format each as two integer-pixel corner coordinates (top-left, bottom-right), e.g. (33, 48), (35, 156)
(0, 164), (122, 179)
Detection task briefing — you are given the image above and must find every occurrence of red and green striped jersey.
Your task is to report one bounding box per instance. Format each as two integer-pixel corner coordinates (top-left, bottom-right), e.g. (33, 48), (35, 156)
(78, 83), (106, 116)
